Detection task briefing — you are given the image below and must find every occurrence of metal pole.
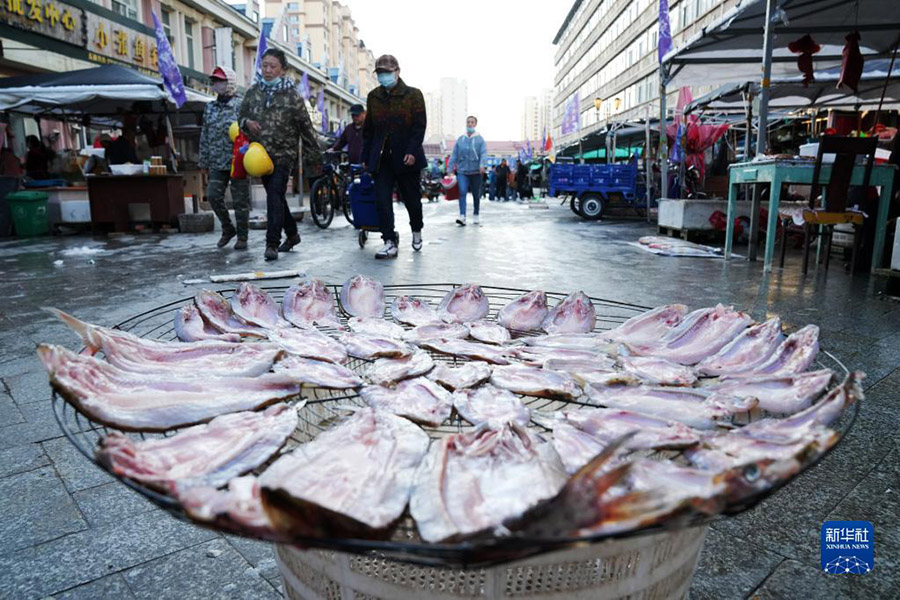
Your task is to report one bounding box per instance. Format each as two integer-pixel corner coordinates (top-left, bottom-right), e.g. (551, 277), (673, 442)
(749, 0), (776, 261)
(659, 68), (668, 201)
(579, 138), (584, 164)
(645, 105), (652, 221)
(744, 91), (753, 161)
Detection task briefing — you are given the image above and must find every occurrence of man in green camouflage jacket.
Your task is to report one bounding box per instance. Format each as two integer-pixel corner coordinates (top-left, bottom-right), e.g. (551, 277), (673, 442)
(239, 48), (323, 261)
(199, 65), (251, 250)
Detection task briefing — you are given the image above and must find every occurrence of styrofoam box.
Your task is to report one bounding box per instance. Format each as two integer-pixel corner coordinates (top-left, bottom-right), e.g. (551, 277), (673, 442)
(59, 200), (91, 223)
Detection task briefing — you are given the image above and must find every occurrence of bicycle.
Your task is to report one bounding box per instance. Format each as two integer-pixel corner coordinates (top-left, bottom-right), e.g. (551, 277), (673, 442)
(309, 151), (355, 228)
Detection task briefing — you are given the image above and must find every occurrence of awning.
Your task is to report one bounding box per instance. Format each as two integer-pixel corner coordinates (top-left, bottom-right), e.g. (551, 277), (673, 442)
(664, 0), (900, 89)
(0, 65), (210, 123)
(685, 58), (900, 113)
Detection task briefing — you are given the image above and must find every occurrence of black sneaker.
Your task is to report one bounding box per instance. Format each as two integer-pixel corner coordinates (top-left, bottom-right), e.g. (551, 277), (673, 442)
(264, 246), (278, 261)
(277, 234), (301, 252)
(217, 232), (235, 248)
(234, 238), (247, 250)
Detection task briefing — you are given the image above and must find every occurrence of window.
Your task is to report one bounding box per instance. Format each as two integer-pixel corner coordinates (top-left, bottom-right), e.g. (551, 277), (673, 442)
(289, 16), (299, 23)
(161, 9), (173, 45)
(287, 2), (299, 8)
(111, 0), (138, 21)
(185, 19), (196, 69)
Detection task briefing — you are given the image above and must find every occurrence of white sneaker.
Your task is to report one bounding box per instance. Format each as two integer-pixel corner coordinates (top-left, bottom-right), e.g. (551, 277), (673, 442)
(473, 214), (480, 225)
(375, 240), (398, 259)
(412, 231), (422, 251)
(456, 214), (466, 226)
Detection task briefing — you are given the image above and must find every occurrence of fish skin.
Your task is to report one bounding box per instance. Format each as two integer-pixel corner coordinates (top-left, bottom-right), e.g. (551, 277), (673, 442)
(361, 377), (452, 426)
(410, 424), (568, 543)
(176, 476), (288, 542)
(696, 318), (784, 376)
(620, 356), (698, 386)
(366, 351), (435, 386)
(96, 404), (298, 492)
(721, 325), (819, 379)
(339, 275), (385, 319)
(438, 284), (490, 323)
(38, 344), (301, 431)
(419, 338), (511, 365)
(403, 322), (469, 342)
(174, 305), (241, 343)
(452, 384), (531, 428)
(282, 279), (342, 329)
(542, 291), (596, 334)
(340, 332), (413, 359)
(467, 321), (511, 345)
(390, 296), (439, 326)
(604, 304), (688, 345)
(524, 333), (607, 351)
(685, 430), (839, 471)
(627, 304), (753, 365)
(428, 362), (493, 391)
(274, 355), (363, 389)
(231, 282), (290, 329)
(705, 369), (833, 414)
(585, 384), (757, 429)
(511, 346), (603, 367)
(348, 317), (406, 339)
(490, 364), (582, 400)
(193, 291), (267, 337)
(50, 308), (280, 378)
(261, 408), (430, 538)
(267, 327), (348, 364)
(497, 290), (549, 332)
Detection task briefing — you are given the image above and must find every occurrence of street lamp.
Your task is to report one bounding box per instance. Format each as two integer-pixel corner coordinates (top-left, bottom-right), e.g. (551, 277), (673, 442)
(613, 97), (622, 112)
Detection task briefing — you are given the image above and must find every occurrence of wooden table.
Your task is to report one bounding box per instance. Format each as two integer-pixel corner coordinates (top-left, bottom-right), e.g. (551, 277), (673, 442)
(725, 159), (897, 273)
(87, 175), (184, 233)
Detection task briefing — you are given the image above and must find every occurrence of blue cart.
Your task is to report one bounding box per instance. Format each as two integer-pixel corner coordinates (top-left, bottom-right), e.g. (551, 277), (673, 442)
(548, 155), (650, 220)
(348, 168), (379, 247)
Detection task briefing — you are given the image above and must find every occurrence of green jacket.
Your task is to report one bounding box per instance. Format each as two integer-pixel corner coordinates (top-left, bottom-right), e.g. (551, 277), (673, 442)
(199, 94), (241, 171)
(238, 77), (322, 175)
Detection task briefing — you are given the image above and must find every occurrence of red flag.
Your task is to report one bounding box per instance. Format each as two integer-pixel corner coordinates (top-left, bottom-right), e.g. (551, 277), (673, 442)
(544, 133), (553, 152)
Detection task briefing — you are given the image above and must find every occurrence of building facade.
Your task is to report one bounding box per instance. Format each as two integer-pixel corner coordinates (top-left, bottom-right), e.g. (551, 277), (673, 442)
(551, 0), (738, 150)
(440, 77), (467, 140)
(521, 89), (551, 145)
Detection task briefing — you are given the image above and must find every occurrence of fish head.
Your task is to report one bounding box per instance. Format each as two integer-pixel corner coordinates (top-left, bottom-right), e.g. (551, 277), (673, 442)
(718, 457), (802, 505)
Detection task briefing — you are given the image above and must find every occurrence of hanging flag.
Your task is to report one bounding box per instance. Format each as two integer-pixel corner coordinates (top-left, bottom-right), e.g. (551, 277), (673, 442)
(300, 72), (311, 100)
(322, 107), (329, 133)
(544, 131), (553, 152)
(254, 25), (268, 82)
(658, 0), (674, 63)
(316, 89), (325, 132)
(561, 94), (580, 135)
(525, 138), (532, 160)
(150, 11), (186, 108)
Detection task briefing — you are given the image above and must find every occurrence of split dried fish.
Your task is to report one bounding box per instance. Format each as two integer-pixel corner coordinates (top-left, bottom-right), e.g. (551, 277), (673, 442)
(261, 408), (430, 538)
(696, 318), (784, 376)
(542, 291), (596, 334)
(604, 304), (687, 345)
(267, 327), (347, 364)
(361, 377), (452, 426)
(231, 282), (289, 329)
(467, 321), (511, 345)
(419, 338), (511, 365)
(428, 362), (493, 391)
(39, 344), (300, 431)
(340, 274), (385, 318)
(524, 333), (608, 351)
(282, 279), (342, 329)
(452, 384), (531, 428)
(194, 290), (267, 337)
(97, 404), (298, 492)
(721, 325), (819, 379)
(620, 356), (698, 386)
(490, 364), (582, 400)
(438, 284), (490, 323)
(705, 369), (833, 414)
(348, 316), (406, 339)
(274, 355), (363, 389)
(403, 322), (469, 342)
(496, 290), (549, 332)
(390, 296), (439, 326)
(177, 476), (286, 541)
(174, 305), (241, 343)
(340, 332), (413, 359)
(366, 351), (435, 386)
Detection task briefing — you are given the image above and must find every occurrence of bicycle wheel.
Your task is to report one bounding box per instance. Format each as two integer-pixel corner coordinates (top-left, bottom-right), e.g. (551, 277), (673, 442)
(341, 185), (354, 225)
(310, 177), (335, 229)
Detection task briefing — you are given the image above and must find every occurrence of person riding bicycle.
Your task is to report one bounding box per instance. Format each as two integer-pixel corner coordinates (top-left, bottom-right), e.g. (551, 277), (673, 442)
(330, 103), (366, 164)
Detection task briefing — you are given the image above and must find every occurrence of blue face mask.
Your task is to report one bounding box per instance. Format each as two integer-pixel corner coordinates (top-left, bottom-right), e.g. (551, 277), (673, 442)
(261, 76), (282, 88)
(377, 72), (397, 89)
(466, 126), (476, 134)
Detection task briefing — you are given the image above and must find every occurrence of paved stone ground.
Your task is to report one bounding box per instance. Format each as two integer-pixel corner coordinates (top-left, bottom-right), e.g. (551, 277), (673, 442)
(0, 197), (896, 599)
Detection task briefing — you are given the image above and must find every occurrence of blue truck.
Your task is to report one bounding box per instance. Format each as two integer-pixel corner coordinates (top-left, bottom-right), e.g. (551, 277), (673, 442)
(548, 155), (651, 220)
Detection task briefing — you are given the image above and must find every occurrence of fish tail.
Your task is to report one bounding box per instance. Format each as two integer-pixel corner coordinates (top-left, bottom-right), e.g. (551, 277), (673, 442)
(44, 308), (94, 346)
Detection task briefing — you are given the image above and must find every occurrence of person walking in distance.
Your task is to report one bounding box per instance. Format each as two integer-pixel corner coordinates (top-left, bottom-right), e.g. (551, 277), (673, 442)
(448, 116), (487, 225)
(330, 103), (366, 164)
(199, 66), (251, 250)
(495, 158), (509, 202)
(239, 48), (322, 261)
(360, 54), (427, 259)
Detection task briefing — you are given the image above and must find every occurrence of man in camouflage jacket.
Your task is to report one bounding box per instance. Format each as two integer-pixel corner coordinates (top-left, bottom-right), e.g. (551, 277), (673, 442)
(239, 49), (322, 260)
(199, 66), (250, 249)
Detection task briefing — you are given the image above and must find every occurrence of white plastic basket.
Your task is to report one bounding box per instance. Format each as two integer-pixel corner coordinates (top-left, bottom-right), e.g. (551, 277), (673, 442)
(276, 525), (708, 600)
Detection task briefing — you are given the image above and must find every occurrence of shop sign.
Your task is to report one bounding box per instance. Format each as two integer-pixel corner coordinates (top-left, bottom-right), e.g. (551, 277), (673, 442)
(0, 0), (83, 46)
(85, 12), (157, 70)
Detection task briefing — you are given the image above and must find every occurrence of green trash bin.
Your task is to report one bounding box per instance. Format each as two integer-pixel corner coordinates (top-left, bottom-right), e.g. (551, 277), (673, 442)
(7, 191), (49, 236)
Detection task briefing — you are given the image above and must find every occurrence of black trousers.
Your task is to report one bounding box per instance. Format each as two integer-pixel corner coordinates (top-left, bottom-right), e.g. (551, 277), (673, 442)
(374, 162), (423, 243)
(262, 163), (297, 248)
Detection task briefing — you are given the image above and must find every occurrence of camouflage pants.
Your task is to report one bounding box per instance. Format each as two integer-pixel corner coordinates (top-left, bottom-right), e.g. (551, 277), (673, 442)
(207, 169), (251, 239)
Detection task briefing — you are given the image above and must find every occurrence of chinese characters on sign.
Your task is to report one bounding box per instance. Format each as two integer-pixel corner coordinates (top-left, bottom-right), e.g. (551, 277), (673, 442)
(821, 520), (874, 575)
(86, 13), (157, 70)
(1, 0), (81, 46)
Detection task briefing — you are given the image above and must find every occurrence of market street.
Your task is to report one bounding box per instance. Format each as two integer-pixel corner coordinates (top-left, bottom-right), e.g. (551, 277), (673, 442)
(0, 199), (897, 598)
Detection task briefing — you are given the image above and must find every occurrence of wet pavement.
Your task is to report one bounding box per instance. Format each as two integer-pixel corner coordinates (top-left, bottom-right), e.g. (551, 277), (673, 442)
(0, 197), (897, 598)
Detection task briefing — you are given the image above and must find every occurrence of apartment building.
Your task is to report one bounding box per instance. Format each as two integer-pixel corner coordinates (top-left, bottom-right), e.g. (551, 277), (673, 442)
(552, 0), (739, 149)
(521, 89), (551, 144)
(440, 77), (468, 139)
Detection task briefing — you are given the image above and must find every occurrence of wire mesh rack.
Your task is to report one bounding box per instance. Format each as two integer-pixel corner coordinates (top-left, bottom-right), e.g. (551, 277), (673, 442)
(50, 283), (857, 567)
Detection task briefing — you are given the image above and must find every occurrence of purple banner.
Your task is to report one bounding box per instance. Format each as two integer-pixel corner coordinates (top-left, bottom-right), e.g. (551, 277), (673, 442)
(150, 11), (186, 108)
(658, 0), (674, 63)
(254, 28), (268, 83)
(561, 94), (580, 136)
(300, 72), (310, 100)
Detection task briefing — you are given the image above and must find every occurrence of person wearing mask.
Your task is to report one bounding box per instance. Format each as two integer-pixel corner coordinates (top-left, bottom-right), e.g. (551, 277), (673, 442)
(361, 54), (427, 259)
(495, 158), (509, 202)
(448, 116), (487, 225)
(200, 66), (251, 250)
(330, 103), (365, 164)
(240, 48), (322, 261)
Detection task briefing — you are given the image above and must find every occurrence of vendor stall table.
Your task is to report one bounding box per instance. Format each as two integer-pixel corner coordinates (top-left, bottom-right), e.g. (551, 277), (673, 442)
(87, 174), (184, 233)
(724, 159), (897, 272)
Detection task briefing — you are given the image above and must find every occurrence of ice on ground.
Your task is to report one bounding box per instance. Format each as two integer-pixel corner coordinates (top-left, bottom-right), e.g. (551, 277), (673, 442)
(60, 245), (107, 257)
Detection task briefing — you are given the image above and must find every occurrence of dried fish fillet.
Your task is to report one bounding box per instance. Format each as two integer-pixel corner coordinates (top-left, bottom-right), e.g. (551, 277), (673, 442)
(231, 282), (289, 329)
(274, 355), (363, 389)
(348, 317), (405, 339)
(695, 318), (784, 376)
(467, 321), (511, 345)
(542, 291), (596, 334)
(261, 408), (430, 538)
(340, 332), (413, 359)
(194, 290), (267, 337)
(174, 305), (241, 343)
(391, 296), (439, 326)
(496, 290), (549, 332)
(438, 284), (490, 323)
(361, 377), (452, 426)
(97, 404), (298, 491)
(340, 275), (385, 318)
(428, 362), (493, 391)
(403, 322), (469, 342)
(604, 304), (687, 345)
(490, 364), (582, 400)
(267, 327), (347, 364)
(705, 369), (833, 414)
(282, 279), (342, 329)
(38, 345), (300, 431)
(419, 338), (511, 365)
(176, 476), (286, 541)
(620, 356), (698, 386)
(366, 351), (435, 386)
(452, 385), (531, 428)
(721, 325), (819, 379)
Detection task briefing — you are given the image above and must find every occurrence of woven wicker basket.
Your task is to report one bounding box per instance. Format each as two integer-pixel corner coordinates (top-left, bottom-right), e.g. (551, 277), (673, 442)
(276, 525), (708, 600)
